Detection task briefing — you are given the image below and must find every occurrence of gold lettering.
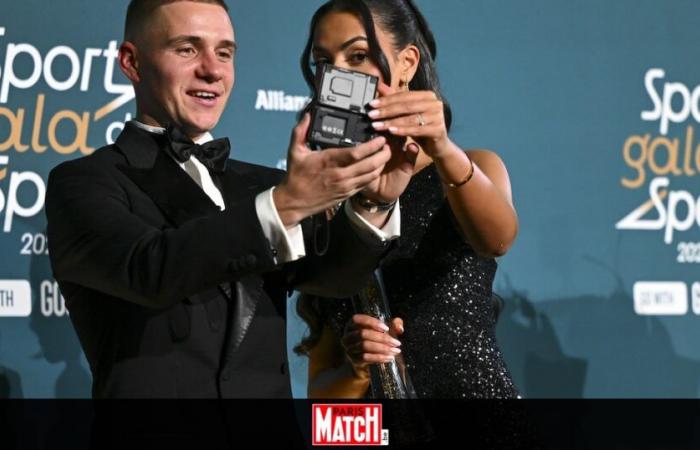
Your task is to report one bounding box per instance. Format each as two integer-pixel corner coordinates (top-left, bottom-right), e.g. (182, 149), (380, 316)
(682, 125), (696, 176)
(48, 110), (95, 155)
(622, 134), (649, 189)
(32, 94), (48, 153)
(648, 136), (682, 176)
(0, 107), (29, 152)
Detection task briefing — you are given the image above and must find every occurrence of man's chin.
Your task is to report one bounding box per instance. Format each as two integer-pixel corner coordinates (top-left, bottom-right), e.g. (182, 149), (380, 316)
(180, 120), (220, 139)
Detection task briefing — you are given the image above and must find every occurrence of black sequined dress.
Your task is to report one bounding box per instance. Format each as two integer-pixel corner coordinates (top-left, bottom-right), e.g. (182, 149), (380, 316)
(319, 164), (518, 398)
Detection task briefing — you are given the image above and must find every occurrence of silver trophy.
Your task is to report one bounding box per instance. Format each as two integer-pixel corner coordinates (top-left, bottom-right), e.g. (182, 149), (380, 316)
(352, 269), (417, 399)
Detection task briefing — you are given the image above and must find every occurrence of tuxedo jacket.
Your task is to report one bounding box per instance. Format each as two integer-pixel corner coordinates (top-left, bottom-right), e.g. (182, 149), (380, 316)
(45, 123), (388, 398)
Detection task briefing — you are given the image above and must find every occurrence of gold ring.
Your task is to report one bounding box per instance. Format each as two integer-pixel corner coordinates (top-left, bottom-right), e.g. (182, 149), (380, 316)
(417, 113), (426, 127)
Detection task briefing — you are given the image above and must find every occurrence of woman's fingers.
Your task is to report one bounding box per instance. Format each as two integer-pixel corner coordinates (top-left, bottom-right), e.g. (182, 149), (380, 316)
(370, 89), (436, 109)
(346, 314), (389, 333)
(343, 314), (404, 365)
(390, 317), (404, 337)
(342, 328), (402, 349)
(369, 98), (440, 122)
(372, 110), (443, 132)
(346, 340), (402, 357)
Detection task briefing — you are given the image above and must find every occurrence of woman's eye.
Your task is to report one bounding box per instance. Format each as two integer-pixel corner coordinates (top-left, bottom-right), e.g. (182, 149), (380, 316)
(349, 53), (369, 64)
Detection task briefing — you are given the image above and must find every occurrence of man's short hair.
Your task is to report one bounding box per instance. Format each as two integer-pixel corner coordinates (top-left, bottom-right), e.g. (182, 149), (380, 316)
(124, 0), (229, 41)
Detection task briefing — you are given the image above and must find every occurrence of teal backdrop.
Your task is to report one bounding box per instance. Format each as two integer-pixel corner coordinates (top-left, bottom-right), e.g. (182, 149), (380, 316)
(0, 0), (699, 398)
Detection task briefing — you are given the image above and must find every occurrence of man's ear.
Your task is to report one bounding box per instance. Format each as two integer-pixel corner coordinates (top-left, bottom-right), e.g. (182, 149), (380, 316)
(119, 41), (140, 83)
(398, 44), (420, 85)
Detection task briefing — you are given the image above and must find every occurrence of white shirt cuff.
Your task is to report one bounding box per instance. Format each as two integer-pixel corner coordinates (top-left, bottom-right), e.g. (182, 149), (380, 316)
(255, 187), (306, 264)
(344, 199), (401, 243)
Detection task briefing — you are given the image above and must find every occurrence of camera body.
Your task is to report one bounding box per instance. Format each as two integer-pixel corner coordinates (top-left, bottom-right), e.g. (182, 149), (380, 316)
(307, 64), (379, 149)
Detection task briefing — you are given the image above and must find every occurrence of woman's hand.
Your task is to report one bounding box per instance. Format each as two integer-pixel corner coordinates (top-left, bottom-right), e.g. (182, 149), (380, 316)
(357, 83), (419, 204)
(341, 314), (404, 369)
(369, 82), (452, 160)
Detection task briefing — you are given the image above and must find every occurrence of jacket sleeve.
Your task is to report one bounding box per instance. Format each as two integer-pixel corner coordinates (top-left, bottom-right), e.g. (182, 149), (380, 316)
(46, 159), (277, 309)
(288, 206), (394, 299)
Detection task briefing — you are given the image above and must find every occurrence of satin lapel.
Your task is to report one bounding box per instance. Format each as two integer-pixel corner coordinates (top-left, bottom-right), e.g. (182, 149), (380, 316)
(226, 276), (264, 357)
(215, 163), (264, 356)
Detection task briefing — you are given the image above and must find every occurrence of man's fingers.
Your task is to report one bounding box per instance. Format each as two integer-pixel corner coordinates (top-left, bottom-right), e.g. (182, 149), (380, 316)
(321, 145), (389, 195)
(289, 113), (311, 150)
(341, 144), (391, 181)
(323, 136), (387, 167)
(347, 163), (385, 194)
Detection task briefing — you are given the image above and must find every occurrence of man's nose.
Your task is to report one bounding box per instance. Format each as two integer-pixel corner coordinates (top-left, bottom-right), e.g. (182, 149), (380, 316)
(196, 50), (225, 82)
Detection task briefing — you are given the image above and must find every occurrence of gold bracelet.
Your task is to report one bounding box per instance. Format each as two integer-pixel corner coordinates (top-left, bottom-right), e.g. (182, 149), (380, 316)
(444, 154), (475, 188)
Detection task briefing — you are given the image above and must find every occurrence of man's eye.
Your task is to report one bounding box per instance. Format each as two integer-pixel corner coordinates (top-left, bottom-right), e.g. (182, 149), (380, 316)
(177, 47), (196, 56)
(218, 50), (233, 60)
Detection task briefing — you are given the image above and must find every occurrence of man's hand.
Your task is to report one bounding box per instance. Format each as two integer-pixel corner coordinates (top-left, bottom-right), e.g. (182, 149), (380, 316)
(273, 113), (391, 228)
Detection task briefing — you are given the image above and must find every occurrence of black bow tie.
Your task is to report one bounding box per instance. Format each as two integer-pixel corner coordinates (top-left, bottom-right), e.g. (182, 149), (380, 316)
(165, 125), (230, 173)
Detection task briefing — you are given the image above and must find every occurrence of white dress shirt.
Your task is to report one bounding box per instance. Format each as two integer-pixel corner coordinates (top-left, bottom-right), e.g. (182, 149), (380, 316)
(130, 120), (400, 264)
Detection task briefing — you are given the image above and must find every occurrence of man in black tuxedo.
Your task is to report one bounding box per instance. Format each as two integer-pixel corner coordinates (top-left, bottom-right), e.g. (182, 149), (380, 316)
(45, 0), (415, 399)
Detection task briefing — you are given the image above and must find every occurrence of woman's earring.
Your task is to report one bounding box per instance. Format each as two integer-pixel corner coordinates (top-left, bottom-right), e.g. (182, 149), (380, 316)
(401, 77), (410, 91)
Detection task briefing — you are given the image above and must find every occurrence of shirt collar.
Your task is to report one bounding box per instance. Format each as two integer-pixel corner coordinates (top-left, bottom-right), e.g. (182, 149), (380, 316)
(129, 120), (214, 145)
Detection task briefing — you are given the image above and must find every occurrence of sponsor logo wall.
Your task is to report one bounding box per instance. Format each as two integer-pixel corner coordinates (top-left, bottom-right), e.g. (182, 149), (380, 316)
(0, 0), (698, 398)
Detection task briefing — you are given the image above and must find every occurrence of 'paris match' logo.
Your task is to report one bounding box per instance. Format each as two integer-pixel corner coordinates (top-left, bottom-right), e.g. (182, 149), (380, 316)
(312, 404), (389, 446)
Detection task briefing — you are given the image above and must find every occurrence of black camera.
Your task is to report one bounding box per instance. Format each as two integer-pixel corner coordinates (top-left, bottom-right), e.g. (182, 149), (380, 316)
(307, 64), (379, 149)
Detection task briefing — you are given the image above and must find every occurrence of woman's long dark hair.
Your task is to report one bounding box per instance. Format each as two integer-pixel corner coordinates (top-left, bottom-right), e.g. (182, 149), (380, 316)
(299, 0), (451, 130)
(295, 0), (450, 356)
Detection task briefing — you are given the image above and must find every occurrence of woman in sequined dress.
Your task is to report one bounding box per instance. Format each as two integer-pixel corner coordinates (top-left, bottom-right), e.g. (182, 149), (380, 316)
(294, 0), (519, 399)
